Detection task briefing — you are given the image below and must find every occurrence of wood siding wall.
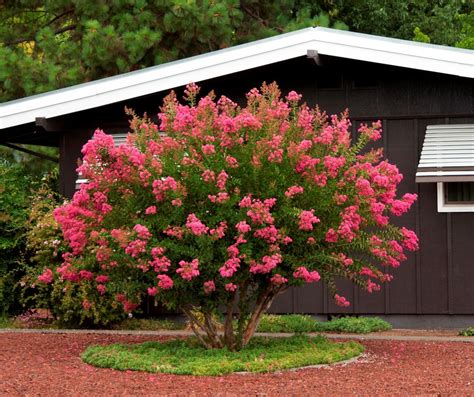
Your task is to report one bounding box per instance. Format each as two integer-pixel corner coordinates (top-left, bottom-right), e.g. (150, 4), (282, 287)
(57, 56), (474, 315)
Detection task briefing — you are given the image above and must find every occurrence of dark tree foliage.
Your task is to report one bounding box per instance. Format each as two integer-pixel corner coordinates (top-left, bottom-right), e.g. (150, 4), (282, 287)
(0, 0), (344, 102)
(2, 1), (470, 103)
(330, 0), (473, 47)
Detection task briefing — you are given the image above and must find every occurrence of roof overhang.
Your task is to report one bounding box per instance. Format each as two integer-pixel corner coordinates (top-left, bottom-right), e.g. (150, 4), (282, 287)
(416, 125), (474, 183)
(1, 26), (473, 130)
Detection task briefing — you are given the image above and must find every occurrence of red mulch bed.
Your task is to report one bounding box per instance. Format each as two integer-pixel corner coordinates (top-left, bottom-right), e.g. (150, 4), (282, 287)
(1, 333), (474, 396)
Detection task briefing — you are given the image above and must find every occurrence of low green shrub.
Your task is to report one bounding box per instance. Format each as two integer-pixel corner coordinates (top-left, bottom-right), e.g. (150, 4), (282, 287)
(458, 327), (474, 336)
(257, 314), (318, 333)
(0, 315), (16, 328)
(314, 316), (392, 334)
(111, 317), (183, 331)
(82, 335), (364, 376)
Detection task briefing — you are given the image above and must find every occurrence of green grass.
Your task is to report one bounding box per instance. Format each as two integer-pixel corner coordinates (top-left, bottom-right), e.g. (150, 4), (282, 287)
(314, 316), (392, 334)
(256, 314), (392, 334)
(459, 327), (474, 336)
(81, 335), (364, 376)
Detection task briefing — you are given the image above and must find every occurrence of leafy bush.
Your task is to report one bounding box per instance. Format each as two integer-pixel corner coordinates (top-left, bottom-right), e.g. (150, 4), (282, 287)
(458, 327), (474, 336)
(44, 83), (418, 350)
(314, 316), (392, 334)
(0, 161), (34, 315)
(82, 335), (364, 376)
(257, 314), (317, 333)
(21, 172), (127, 327)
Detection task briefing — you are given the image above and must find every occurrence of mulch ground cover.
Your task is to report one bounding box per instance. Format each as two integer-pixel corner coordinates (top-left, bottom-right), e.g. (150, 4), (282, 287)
(1, 332), (473, 396)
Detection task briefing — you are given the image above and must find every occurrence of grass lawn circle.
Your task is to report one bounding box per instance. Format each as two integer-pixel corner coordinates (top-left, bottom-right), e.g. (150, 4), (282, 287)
(81, 335), (364, 376)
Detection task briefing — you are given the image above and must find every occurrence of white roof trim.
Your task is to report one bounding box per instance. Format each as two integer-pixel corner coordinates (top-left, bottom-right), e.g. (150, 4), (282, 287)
(1, 27), (473, 130)
(416, 124), (474, 183)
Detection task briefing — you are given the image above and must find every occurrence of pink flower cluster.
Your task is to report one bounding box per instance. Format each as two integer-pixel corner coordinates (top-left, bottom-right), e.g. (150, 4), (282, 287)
(334, 294), (350, 307)
(250, 254), (282, 274)
(299, 209), (320, 231)
(176, 259), (200, 280)
(186, 214), (209, 236)
(157, 274), (174, 290)
(152, 177), (179, 202)
(203, 280), (216, 294)
(284, 185), (304, 198)
(239, 195), (275, 225)
(37, 268), (53, 284)
(293, 267), (320, 283)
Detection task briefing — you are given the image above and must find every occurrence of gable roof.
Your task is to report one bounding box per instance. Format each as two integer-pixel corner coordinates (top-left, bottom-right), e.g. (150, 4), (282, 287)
(1, 26), (473, 130)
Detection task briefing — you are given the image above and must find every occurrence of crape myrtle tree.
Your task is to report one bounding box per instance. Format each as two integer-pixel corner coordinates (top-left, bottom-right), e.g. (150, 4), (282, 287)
(40, 83), (418, 350)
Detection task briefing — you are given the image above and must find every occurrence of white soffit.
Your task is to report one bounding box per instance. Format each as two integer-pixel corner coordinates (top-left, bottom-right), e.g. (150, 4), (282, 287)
(1, 26), (473, 130)
(416, 124), (474, 183)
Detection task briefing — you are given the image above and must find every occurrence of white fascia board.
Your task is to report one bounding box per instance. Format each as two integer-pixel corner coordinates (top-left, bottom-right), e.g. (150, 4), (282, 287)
(0, 29), (315, 130)
(1, 26), (473, 130)
(313, 28), (474, 78)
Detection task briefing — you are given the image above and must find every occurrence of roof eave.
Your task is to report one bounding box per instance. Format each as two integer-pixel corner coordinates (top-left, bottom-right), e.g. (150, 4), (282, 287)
(1, 27), (473, 130)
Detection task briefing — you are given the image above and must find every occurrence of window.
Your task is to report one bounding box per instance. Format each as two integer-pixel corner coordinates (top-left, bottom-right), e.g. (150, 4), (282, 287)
(437, 182), (474, 212)
(416, 124), (474, 212)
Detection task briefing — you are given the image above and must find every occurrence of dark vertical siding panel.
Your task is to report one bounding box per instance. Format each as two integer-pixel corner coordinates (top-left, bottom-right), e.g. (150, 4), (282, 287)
(60, 130), (93, 198)
(269, 288), (294, 313)
(377, 69), (410, 117)
(447, 213), (454, 314)
(414, 119), (422, 313)
(59, 133), (68, 197)
(293, 284), (324, 314)
(315, 89), (346, 116)
(385, 119), (417, 313)
(409, 73), (474, 115)
(451, 213), (474, 313)
(418, 183), (449, 313)
(417, 118), (449, 313)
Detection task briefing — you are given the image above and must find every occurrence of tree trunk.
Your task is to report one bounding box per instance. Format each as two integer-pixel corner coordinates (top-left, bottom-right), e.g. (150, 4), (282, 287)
(181, 285), (286, 351)
(240, 286), (279, 348)
(180, 306), (222, 349)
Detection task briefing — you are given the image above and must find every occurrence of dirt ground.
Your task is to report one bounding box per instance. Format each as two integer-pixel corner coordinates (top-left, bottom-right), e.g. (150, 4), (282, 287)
(1, 332), (473, 396)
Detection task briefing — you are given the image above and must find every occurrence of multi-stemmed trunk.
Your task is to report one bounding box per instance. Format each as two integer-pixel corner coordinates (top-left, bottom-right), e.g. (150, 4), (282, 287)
(181, 284), (285, 351)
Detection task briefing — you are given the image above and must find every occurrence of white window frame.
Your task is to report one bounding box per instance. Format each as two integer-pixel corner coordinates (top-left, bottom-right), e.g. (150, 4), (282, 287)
(437, 182), (474, 213)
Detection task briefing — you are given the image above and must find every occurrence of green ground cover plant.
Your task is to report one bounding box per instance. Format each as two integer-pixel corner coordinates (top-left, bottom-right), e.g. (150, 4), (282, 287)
(256, 314), (318, 333)
(314, 316), (392, 334)
(81, 335), (363, 376)
(458, 327), (474, 336)
(0, 315), (15, 328)
(0, 312), (392, 335)
(110, 317), (183, 331)
(256, 314), (392, 334)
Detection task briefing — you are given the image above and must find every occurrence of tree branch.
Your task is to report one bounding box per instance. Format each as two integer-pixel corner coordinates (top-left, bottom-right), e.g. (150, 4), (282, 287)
(45, 9), (74, 28)
(5, 24), (77, 46)
(180, 306), (214, 349)
(223, 293), (238, 350)
(241, 285), (281, 347)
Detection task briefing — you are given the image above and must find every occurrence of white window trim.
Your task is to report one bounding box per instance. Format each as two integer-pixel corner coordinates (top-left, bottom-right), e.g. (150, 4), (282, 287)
(437, 182), (474, 212)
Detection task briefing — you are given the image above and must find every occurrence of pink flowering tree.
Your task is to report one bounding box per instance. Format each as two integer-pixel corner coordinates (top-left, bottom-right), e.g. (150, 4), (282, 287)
(43, 83), (418, 350)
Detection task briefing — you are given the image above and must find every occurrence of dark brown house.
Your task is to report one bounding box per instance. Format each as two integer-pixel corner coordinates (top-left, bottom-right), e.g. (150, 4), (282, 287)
(1, 27), (473, 327)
